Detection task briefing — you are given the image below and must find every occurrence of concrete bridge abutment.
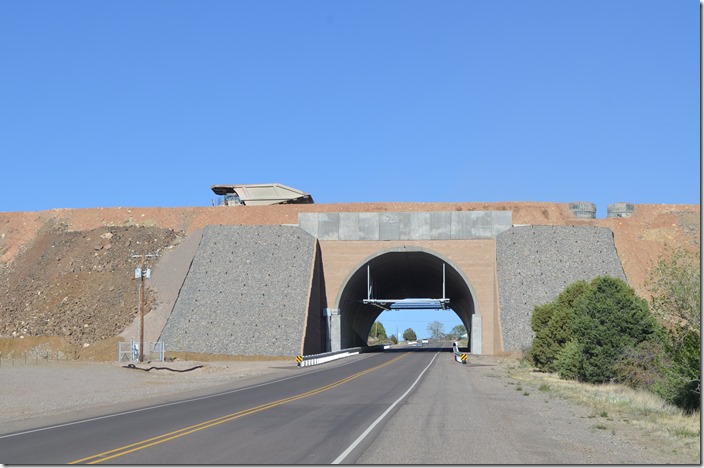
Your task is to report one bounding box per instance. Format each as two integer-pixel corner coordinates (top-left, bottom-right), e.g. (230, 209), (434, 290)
(317, 239), (501, 354)
(299, 211), (513, 355)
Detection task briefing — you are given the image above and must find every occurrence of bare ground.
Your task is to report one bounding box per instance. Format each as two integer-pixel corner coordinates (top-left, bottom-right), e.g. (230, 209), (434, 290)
(0, 355), (295, 436)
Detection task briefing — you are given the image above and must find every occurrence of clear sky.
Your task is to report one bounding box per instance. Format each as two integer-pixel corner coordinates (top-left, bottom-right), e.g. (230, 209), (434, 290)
(1, 1), (699, 339)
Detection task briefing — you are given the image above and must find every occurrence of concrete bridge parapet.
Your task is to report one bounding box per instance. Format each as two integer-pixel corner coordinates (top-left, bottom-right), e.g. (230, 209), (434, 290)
(299, 211), (513, 241)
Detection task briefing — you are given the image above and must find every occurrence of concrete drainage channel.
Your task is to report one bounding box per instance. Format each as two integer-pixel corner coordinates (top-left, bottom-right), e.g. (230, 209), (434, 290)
(296, 345), (390, 367)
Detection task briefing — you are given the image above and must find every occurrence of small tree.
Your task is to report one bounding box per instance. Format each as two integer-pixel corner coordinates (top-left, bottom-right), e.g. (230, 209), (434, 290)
(647, 246), (700, 333)
(450, 324), (466, 339)
(427, 321), (444, 340)
(368, 321), (388, 341)
(389, 334), (398, 345)
(647, 246), (701, 412)
(403, 328), (417, 341)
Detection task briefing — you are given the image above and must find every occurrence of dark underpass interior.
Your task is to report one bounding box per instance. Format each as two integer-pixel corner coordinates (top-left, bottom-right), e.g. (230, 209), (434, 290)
(336, 249), (476, 349)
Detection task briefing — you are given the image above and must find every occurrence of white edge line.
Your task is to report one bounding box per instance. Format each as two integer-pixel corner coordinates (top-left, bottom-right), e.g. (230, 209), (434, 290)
(332, 350), (440, 464)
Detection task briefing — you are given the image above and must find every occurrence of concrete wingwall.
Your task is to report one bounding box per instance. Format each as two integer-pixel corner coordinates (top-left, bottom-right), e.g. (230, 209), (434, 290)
(496, 225), (627, 351)
(159, 225), (318, 356)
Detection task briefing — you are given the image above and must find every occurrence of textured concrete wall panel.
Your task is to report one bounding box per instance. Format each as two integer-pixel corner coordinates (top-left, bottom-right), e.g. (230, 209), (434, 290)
(430, 212), (452, 239)
(496, 225), (626, 351)
(379, 212), (401, 240)
(318, 213), (339, 240)
(159, 225), (316, 356)
(299, 211), (512, 241)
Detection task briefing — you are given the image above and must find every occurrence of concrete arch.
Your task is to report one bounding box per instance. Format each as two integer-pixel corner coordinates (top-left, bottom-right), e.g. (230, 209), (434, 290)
(334, 246), (480, 352)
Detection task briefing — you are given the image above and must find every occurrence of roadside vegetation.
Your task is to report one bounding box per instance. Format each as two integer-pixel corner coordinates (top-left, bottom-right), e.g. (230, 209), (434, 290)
(505, 358), (700, 462)
(525, 246), (700, 412)
(515, 245), (700, 461)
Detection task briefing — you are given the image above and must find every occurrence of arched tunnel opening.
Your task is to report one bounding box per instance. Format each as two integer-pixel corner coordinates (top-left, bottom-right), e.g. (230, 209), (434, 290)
(335, 248), (478, 351)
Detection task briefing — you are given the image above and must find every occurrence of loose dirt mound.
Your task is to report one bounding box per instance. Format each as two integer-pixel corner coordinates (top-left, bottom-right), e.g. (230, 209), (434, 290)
(0, 220), (181, 357)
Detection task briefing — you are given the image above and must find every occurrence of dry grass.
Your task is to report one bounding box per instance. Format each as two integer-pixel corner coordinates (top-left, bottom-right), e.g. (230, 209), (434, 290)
(503, 358), (700, 462)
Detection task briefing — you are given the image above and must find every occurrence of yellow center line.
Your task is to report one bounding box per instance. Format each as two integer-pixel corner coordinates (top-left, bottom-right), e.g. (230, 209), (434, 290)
(70, 353), (409, 464)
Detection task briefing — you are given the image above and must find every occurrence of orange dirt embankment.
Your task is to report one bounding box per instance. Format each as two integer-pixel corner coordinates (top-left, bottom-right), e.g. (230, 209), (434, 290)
(0, 202), (699, 360)
(2, 202), (699, 291)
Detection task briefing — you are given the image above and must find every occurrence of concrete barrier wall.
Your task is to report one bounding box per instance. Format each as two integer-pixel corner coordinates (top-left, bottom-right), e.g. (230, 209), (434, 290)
(496, 225), (627, 351)
(159, 225), (317, 356)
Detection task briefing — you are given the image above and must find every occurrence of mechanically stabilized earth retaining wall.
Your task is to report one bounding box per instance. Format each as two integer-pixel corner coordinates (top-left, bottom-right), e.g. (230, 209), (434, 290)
(159, 225), (317, 356)
(496, 225), (627, 351)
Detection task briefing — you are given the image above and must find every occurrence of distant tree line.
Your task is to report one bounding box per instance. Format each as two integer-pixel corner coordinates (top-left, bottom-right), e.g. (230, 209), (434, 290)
(369, 322), (467, 344)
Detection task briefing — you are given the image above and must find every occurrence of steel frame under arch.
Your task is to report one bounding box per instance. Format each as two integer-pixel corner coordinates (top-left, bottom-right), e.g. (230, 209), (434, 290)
(362, 263), (451, 311)
(332, 246), (483, 355)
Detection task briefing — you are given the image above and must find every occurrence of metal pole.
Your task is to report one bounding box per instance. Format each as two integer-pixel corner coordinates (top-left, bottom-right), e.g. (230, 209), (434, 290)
(367, 264), (371, 301)
(139, 254), (145, 362)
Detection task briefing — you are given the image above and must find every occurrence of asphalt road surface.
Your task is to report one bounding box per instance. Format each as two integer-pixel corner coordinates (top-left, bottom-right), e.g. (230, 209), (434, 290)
(0, 344), (679, 464)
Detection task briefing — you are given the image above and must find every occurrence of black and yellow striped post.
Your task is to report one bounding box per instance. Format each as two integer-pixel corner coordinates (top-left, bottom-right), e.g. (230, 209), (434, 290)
(295, 355), (303, 365)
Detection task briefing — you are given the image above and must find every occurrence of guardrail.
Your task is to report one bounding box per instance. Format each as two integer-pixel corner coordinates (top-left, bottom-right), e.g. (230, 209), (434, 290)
(452, 342), (468, 364)
(295, 344), (390, 367)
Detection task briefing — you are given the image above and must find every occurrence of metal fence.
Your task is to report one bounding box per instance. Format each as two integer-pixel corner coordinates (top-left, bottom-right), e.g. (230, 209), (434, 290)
(118, 340), (165, 363)
(0, 350), (75, 367)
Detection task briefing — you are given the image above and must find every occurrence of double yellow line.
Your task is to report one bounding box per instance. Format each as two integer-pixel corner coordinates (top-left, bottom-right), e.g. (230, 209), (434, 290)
(70, 353), (408, 464)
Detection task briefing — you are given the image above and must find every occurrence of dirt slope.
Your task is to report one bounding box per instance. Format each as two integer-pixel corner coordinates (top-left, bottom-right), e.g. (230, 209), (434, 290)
(0, 202), (699, 360)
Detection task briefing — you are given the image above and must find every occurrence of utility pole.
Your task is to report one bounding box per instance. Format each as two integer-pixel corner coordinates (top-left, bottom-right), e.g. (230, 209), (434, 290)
(132, 251), (159, 362)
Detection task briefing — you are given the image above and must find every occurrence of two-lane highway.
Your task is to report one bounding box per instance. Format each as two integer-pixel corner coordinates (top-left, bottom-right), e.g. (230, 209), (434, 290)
(2, 344), (688, 464)
(0, 346), (445, 464)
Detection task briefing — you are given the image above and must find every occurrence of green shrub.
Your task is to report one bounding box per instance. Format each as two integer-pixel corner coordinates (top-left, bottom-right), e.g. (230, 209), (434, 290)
(555, 339), (582, 380)
(526, 280), (590, 372)
(572, 276), (659, 383)
(655, 329), (701, 413)
(526, 302), (561, 370)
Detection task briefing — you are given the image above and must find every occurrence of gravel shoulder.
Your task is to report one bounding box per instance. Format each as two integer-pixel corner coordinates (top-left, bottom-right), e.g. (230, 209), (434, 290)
(360, 354), (699, 465)
(0, 358), (296, 436)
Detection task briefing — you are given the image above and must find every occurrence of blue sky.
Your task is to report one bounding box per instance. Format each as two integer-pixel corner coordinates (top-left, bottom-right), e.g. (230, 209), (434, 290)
(1, 1), (699, 339)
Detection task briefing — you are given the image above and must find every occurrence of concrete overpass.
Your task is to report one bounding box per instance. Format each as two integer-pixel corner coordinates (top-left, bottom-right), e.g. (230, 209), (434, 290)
(299, 211), (512, 355)
(157, 207), (626, 357)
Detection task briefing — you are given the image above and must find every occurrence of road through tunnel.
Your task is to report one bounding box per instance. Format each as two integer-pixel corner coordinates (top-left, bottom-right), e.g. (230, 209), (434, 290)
(335, 248), (479, 352)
